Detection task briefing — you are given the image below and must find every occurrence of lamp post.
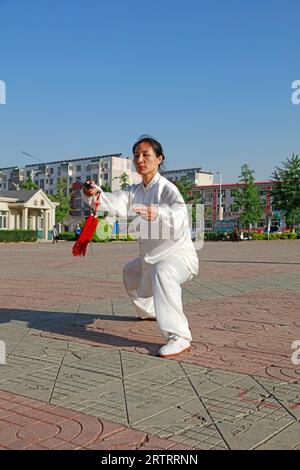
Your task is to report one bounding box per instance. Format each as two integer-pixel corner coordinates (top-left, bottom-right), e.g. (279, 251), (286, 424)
(217, 171), (223, 221)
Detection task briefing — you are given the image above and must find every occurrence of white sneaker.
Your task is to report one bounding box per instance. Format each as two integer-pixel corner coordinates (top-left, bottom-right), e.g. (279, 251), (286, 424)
(158, 336), (191, 358)
(138, 316), (156, 321)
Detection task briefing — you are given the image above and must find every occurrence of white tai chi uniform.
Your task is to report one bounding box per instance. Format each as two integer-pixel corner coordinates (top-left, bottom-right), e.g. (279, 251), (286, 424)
(81, 172), (199, 342)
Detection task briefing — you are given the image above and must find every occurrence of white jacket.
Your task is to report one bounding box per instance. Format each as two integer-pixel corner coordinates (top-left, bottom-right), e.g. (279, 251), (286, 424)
(81, 172), (199, 275)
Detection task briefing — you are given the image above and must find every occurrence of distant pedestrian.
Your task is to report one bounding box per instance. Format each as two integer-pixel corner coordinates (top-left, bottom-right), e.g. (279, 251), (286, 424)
(233, 226), (239, 242)
(75, 224), (82, 240)
(52, 225), (59, 244)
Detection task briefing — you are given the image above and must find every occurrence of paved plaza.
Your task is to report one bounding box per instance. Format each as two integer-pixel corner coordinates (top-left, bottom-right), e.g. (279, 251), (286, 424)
(0, 239), (300, 450)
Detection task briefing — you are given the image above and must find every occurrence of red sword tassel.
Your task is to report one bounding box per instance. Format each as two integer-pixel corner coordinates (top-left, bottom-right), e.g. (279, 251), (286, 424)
(72, 192), (100, 257)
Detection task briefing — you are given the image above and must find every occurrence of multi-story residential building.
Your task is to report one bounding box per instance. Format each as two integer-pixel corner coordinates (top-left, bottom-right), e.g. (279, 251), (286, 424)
(0, 167), (25, 190)
(161, 167), (213, 186)
(192, 180), (279, 231)
(23, 153), (140, 194)
(1, 154), (141, 228)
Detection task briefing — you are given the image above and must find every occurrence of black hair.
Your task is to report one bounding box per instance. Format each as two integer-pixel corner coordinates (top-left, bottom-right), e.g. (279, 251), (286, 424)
(132, 135), (165, 170)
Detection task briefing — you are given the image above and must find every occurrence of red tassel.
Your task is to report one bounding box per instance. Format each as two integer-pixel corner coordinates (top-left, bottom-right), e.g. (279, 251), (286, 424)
(72, 215), (98, 257)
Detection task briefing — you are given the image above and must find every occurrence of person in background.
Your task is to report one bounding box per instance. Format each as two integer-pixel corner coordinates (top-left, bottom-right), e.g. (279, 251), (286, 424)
(233, 225), (239, 242)
(52, 225), (59, 244)
(75, 224), (82, 240)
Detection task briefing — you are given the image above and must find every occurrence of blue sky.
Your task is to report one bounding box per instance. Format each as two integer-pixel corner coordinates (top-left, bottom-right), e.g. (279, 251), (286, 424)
(0, 0), (299, 182)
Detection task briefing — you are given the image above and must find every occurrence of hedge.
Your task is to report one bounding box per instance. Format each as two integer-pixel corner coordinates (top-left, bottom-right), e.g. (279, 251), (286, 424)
(58, 230), (136, 243)
(249, 232), (298, 240)
(0, 230), (38, 242)
(204, 231), (226, 241)
(58, 232), (76, 241)
(204, 231), (299, 241)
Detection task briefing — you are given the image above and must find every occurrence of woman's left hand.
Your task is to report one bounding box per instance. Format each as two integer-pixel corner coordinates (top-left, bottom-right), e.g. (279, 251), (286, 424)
(133, 205), (158, 221)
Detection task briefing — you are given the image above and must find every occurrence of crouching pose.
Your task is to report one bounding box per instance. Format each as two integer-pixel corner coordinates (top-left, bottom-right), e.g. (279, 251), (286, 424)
(81, 136), (199, 358)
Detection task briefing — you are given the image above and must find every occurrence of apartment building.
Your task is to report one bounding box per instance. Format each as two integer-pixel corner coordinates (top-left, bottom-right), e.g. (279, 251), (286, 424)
(0, 167), (25, 190)
(1, 154), (141, 226)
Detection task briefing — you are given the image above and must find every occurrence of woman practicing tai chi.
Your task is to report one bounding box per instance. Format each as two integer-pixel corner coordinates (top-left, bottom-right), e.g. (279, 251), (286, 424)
(81, 136), (199, 358)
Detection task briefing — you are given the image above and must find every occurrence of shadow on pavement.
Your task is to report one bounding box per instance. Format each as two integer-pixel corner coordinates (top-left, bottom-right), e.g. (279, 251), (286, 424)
(0, 308), (161, 355)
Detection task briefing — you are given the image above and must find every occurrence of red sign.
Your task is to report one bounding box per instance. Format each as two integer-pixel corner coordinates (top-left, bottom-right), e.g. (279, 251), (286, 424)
(213, 190), (217, 223)
(266, 186), (271, 214)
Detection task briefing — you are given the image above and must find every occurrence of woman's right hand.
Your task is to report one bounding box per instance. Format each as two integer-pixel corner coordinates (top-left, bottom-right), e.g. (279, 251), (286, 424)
(82, 180), (99, 197)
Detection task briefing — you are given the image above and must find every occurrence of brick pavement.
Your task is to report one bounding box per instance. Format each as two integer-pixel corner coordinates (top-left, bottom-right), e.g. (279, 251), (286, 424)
(0, 240), (299, 449)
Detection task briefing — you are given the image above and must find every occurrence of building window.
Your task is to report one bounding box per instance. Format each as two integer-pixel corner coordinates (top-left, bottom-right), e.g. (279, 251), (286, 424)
(50, 168), (54, 174)
(104, 173), (108, 180)
(75, 199), (81, 209)
(86, 175), (91, 181)
(259, 189), (266, 196)
(0, 211), (8, 229)
(92, 174), (98, 182)
(50, 179), (53, 185)
(72, 210), (82, 217)
(76, 165), (81, 172)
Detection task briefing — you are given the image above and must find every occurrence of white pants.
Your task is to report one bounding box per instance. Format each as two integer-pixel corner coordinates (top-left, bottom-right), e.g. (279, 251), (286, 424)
(123, 257), (193, 342)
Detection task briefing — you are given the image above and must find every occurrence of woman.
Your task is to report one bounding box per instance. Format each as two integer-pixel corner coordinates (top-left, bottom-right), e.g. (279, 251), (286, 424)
(81, 136), (199, 358)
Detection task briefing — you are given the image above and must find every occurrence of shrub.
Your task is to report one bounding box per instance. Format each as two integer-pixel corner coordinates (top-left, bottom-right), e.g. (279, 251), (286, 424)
(204, 231), (226, 241)
(58, 231), (76, 241)
(203, 231), (298, 241)
(126, 234), (137, 241)
(250, 232), (264, 240)
(205, 231), (217, 241)
(249, 232), (297, 240)
(0, 230), (38, 242)
(280, 232), (297, 239)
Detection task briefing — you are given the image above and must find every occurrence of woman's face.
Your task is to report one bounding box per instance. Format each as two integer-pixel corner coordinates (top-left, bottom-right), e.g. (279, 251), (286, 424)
(133, 142), (162, 177)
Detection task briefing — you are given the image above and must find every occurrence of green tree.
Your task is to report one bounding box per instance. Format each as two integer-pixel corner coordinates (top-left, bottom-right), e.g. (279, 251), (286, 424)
(175, 177), (201, 229)
(101, 183), (111, 192)
(48, 177), (71, 223)
(232, 164), (263, 229)
(175, 176), (193, 203)
(119, 172), (130, 190)
(21, 176), (38, 190)
(271, 154), (300, 231)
